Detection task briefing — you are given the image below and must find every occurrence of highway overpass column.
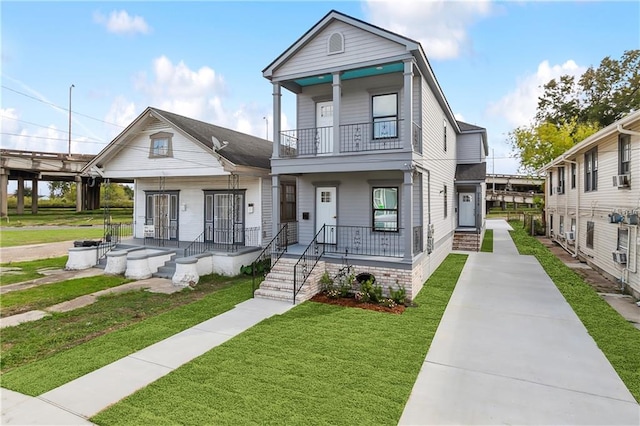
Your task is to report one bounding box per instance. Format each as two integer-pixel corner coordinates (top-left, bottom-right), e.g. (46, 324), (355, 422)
(0, 170), (7, 217)
(16, 177), (24, 215)
(75, 175), (83, 212)
(32, 179), (38, 214)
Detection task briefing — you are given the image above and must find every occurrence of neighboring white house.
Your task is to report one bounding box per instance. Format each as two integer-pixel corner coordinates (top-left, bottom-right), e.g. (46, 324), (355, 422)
(82, 106), (275, 256)
(255, 10), (488, 303)
(541, 110), (640, 298)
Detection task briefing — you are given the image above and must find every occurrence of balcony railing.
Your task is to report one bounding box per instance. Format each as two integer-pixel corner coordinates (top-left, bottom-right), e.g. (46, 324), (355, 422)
(279, 120), (407, 158)
(323, 225), (404, 257)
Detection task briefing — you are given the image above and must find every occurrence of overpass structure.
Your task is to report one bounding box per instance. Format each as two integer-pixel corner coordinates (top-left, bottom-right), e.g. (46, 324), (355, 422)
(485, 173), (544, 210)
(0, 149), (101, 217)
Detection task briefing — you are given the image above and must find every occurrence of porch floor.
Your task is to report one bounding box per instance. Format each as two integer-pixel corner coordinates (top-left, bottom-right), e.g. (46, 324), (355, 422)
(121, 238), (261, 258)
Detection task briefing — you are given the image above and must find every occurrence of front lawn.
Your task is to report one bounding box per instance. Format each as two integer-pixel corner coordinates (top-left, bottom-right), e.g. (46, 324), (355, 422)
(92, 254), (467, 425)
(0, 228), (106, 247)
(1, 275), (131, 317)
(0, 256), (68, 286)
(509, 221), (640, 402)
(1, 276), (252, 394)
(480, 229), (493, 252)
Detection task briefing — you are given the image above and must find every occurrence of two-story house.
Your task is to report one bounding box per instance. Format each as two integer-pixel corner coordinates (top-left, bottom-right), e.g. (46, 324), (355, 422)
(254, 10), (488, 303)
(541, 110), (640, 298)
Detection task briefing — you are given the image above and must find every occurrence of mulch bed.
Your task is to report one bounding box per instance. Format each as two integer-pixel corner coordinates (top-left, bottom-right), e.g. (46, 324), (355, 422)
(310, 293), (406, 314)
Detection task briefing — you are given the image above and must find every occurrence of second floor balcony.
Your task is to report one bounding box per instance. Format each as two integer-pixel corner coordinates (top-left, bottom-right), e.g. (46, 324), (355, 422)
(279, 120), (422, 157)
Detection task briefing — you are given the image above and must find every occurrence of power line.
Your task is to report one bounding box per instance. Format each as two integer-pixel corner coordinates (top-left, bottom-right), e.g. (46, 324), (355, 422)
(1, 85), (125, 128)
(0, 115), (106, 143)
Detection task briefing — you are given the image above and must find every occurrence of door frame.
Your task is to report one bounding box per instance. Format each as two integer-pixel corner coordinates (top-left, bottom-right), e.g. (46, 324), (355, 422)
(315, 186), (337, 244)
(203, 190), (246, 245)
(458, 191), (476, 227)
(316, 100), (334, 154)
(144, 190), (179, 240)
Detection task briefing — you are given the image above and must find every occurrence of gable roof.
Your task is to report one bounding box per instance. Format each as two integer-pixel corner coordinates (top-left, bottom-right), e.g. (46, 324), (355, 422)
(84, 107), (273, 174)
(262, 9), (461, 134)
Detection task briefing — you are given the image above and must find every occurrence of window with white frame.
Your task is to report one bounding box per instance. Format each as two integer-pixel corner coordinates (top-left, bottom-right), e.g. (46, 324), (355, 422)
(549, 171), (553, 196)
(149, 132), (173, 158)
(372, 187), (398, 231)
(372, 93), (398, 139)
(584, 148), (598, 192)
(617, 228), (629, 252)
(558, 167), (565, 194)
(619, 134), (631, 176)
(559, 216), (564, 235)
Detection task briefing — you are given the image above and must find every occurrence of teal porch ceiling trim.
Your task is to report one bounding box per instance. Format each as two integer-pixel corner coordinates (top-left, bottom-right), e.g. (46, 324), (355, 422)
(294, 62), (403, 87)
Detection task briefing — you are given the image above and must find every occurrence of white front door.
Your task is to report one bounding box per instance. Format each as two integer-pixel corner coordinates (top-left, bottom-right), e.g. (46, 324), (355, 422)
(458, 192), (475, 227)
(316, 101), (333, 154)
(316, 186), (337, 244)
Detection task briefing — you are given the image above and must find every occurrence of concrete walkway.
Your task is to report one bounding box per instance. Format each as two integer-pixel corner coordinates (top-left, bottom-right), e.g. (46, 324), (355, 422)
(400, 219), (640, 425)
(1, 298), (294, 425)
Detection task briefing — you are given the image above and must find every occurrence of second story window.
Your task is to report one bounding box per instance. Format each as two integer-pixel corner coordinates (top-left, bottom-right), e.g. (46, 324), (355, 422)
(549, 171), (553, 196)
(571, 163), (576, 189)
(372, 93), (398, 139)
(619, 134), (631, 175)
(558, 167), (565, 194)
(150, 132), (173, 158)
(584, 148), (598, 192)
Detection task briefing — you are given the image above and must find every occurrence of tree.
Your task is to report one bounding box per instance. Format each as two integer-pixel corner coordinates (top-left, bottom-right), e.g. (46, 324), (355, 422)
(509, 120), (599, 174)
(49, 181), (73, 199)
(536, 49), (640, 127)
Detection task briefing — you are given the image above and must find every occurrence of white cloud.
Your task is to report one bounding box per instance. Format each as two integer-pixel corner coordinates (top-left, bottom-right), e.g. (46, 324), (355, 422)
(107, 56), (276, 143)
(486, 60), (586, 128)
(94, 10), (151, 36)
(364, 0), (493, 60)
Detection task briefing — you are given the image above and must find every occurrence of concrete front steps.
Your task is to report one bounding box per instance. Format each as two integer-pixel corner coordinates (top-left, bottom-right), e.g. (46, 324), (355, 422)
(254, 257), (324, 304)
(453, 231), (481, 252)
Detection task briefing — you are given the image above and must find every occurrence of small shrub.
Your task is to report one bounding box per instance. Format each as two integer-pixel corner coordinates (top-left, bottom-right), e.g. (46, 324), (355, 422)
(380, 298), (397, 309)
(339, 282), (352, 298)
(354, 291), (369, 303)
(320, 272), (334, 291)
(371, 284), (384, 303)
(389, 285), (407, 305)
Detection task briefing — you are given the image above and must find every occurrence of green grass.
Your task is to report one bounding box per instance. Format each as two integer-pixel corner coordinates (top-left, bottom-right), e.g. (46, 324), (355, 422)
(0, 207), (133, 228)
(480, 229), (493, 252)
(0, 228), (107, 247)
(91, 254), (467, 426)
(509, 221), (640, 402)
(0, 256), (69, 286)
(0, 276), (252, 394)
(1, 275), (132, 317)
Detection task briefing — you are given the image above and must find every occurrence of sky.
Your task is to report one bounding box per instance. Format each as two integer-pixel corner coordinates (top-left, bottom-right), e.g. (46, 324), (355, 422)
(2, 0), (639, 190)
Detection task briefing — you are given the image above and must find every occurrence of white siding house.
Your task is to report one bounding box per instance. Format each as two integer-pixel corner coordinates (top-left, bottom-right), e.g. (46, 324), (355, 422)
(81, 107), (274, 277)
(256, 10), (488, 303)
(541, 110), (640, 298)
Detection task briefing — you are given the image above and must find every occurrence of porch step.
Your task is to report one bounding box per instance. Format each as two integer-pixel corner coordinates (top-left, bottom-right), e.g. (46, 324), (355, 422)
(152, 255), (178, 279)
(254, 258), (324, 303)
(453, 232), (480, 252)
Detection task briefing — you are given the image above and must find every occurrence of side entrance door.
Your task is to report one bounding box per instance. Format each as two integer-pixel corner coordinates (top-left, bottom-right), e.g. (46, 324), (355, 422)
(458, 192), (475, 227)
(316, 101), (333, 154)
(316, 186), (336, 244)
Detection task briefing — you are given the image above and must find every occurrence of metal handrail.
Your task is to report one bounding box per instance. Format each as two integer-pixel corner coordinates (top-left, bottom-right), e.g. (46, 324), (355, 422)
(183, 231), (206, 257)
(293, 225), (327, 304)
(251, 223), (290, 295)
(97, 222), (132, 261)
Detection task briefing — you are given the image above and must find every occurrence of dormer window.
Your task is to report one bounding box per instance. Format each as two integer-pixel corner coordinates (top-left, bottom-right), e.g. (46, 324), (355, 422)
(327, 32), (344, 55)
(150, 132), (173, 158)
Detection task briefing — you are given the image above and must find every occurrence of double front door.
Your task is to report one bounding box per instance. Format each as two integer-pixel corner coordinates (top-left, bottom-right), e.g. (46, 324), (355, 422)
(145, 192), (179, 240)
(204, 191), (245, 245)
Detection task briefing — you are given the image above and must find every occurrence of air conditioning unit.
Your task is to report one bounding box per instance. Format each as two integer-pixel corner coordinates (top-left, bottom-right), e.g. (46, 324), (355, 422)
(609, 212), (624, 223)
(564, 231), (575, 241)
(612, 250), (627, 264)
(553, 186), (563, 194)
(612, 174), (630, 188)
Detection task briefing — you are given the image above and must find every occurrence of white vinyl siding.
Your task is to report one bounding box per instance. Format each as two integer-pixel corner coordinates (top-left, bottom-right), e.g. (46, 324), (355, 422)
(274, 21), (407, 79)
(457, 133), (483, 164)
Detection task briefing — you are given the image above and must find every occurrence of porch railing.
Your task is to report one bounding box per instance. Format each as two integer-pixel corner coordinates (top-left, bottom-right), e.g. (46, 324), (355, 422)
(97, 222), (132, 261)
(251, 223), (291, 295)
(323, 225), (404, 257)
(293, 225), (327, 304)
(282, 221), (299, 245)
(279, 120), (404, 158)
(184, 227), (261, 257)
(144, 224), (180, 247)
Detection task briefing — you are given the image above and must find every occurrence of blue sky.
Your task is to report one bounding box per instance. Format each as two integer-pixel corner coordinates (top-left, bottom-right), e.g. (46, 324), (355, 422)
(2, 0), (639, 182)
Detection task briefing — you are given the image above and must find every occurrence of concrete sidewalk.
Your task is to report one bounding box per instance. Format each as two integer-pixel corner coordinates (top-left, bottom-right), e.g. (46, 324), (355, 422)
(400, 219), (639, 425)
(1, 298), (294, 425)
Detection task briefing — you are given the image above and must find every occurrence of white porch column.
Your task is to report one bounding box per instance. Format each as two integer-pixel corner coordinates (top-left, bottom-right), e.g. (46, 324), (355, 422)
(16, 177), (24, 214)
(332, 72), (341, 154)
(403, 169), (414, 261)
(272, 174), (281, 239)
(403, 59), (414, 151)
(75, 175), (83, 212)
(272, 82), (281, 159)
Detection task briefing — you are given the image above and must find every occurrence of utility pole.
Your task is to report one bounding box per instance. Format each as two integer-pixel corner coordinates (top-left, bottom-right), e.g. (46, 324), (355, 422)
(68, 84), (75, 154)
